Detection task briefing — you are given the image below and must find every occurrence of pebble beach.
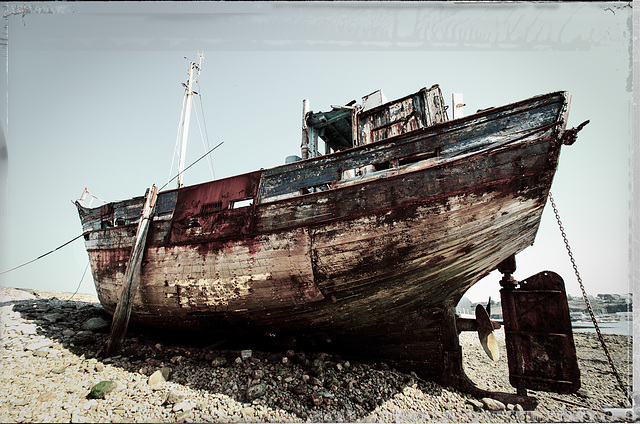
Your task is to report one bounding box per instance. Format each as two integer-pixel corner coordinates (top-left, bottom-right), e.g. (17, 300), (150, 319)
(0, 286), (634, 423)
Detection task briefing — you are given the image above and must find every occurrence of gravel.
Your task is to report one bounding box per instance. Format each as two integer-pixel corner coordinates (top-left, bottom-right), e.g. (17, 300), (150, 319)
(0, 286), (634, 423)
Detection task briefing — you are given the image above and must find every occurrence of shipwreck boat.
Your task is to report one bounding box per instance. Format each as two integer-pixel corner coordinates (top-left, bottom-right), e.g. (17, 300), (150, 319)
(76, 59), (588, 398)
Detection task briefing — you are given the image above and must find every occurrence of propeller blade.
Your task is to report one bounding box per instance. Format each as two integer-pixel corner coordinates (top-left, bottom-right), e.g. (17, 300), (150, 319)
(476, 304), (499, 362)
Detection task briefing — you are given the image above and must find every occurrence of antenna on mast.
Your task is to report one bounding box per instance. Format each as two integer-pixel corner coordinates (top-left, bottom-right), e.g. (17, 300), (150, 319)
(175, 53), (204, 188)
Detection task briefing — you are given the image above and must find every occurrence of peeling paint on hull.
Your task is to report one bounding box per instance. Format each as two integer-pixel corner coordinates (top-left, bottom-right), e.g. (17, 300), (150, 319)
(77, 89), (573, 381)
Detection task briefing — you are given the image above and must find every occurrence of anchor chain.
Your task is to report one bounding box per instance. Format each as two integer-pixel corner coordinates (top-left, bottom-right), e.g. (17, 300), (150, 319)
(549, 192), (632, 405)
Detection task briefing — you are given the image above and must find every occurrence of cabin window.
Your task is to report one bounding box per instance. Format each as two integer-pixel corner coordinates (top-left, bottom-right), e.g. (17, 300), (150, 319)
(373, 161), (392, 171)
(230, 198), (253, 209)
(398, 148), (440, 166)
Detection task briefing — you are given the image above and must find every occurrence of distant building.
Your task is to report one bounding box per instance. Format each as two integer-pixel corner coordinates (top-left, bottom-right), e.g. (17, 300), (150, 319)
(616, 311), (632, 320)
(570, 311), (586, 321)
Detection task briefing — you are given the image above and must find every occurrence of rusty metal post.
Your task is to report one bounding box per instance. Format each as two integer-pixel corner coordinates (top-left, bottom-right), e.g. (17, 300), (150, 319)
(301, 99), (310, 160)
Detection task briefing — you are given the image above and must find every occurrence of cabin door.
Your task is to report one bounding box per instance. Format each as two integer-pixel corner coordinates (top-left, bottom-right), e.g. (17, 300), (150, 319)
(500, 271), (581, 394)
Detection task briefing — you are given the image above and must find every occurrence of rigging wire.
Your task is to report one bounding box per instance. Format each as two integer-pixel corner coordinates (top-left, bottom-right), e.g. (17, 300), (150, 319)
(168, 88), (189, 186)
(192, 90), (215, 180)
(197, 80), (215, 180)
(549, 192), (632, 405)
(159, 141), (223, 192)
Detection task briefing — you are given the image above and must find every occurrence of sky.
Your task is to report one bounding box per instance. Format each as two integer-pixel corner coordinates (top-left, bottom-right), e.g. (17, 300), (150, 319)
(0, 2), (634, 304)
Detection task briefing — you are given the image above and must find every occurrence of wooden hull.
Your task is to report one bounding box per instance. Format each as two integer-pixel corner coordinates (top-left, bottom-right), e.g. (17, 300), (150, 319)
(77, 90), (572, 380)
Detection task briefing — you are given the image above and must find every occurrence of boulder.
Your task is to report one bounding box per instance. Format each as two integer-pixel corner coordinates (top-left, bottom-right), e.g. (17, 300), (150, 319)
(82, 317), (110, 332)
(211, 357), (227, 367)
(165, 390), (185, 405)
(481, 397), (506, 411)
(73, 330), (95, 345)
(87, 380), (116, 399)
(310, 392), (323, 406)
(25, 340), (53, 351)
(42, 313), (64, 323)
(148, 367), (171, 387)
(467, 398), (484, 410)
(246, 382), (266, 400)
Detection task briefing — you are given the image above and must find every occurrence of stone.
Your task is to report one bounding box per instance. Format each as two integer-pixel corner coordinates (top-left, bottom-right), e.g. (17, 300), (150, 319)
(37, 391), (56, 402)
(311, 392), (323, 406)
(87, 380), (117, 399)
(42, 313), (64, 323)
(25, 340), (53, 351)
(481, 397), (506, 411)
(172, 401), (192, 412)
(165, 390), (185, 405)
(73, 330), (96, 345)
(17, 323), (38, 335)
(51, 366), (68, 374)
(175, 410), (193, 423)
(240, 406), (255, 416)
(246, 383), (266, 400)
(309, 377), (323, 387)
(95, 362), (105, 372)
(211, 357), (227, 367)
(62, 329), (75, 337)
(82, 317), (110, 332)
(291, 384), (307, 395)
(83, 399), (99, 410)
(467, 398), (484, 410)
(240, 349), (252, 360)
(148, 367), (171, 387)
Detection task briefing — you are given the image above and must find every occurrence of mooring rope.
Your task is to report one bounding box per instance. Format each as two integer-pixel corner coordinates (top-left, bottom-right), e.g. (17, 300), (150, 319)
(68, 260), (91, 301)
(0, 232), (87, 276)
(549, 192), (632, 405)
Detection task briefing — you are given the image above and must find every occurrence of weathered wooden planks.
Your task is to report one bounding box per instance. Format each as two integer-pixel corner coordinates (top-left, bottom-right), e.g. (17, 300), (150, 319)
(77, 88), (573, 382)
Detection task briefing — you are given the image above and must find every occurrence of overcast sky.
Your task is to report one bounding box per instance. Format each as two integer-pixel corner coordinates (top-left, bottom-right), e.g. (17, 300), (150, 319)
(0, 2), (633, 303)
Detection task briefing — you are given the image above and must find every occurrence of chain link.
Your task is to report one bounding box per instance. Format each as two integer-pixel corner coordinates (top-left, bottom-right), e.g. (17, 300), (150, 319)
(549, 192), (632, 405)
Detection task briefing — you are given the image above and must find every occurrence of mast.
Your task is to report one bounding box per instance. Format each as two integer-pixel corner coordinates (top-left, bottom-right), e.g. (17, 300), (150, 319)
(176, 53), (204, 188)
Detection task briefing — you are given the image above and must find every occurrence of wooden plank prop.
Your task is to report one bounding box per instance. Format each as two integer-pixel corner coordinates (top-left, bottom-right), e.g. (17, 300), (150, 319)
(104, 185), (158, 356)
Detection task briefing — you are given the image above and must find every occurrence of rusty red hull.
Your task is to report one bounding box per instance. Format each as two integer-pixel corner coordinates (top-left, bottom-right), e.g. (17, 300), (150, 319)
(77, 90), (573, 380)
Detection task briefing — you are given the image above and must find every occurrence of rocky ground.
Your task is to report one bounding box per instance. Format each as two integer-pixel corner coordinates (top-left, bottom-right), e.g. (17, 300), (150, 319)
(0, 286), (634, 423)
